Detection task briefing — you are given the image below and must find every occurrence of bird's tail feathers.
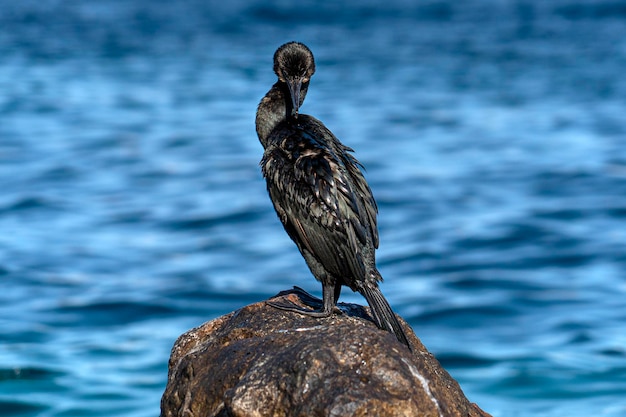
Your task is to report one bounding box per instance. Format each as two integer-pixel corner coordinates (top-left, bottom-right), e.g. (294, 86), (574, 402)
(360, 284), (411, 350)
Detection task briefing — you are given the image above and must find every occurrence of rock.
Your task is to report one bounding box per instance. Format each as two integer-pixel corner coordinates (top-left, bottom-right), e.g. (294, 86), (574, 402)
(161, 287), (491, 417)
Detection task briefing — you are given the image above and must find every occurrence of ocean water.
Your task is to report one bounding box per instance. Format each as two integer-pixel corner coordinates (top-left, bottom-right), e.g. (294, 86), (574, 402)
(1, 0), (625, 416)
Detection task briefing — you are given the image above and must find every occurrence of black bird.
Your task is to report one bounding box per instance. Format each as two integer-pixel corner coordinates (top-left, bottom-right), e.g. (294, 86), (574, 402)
(255, 42), (410, 349)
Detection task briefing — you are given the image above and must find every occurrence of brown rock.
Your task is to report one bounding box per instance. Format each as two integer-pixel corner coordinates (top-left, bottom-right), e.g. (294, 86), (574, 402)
(161, 287), (491, 417)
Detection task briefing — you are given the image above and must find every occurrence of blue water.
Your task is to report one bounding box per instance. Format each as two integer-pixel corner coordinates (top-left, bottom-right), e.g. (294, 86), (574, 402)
(1, 1), (626, 416)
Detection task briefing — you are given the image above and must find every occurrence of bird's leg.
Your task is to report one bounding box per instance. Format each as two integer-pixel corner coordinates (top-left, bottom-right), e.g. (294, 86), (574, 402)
(333, 284), (342, 304)
(267, 282), (342, 318)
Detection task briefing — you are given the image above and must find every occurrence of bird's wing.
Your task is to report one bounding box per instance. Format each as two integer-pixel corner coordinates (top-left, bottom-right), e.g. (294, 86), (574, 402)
(340, 145), (379, 249)
(262, 125), (375, 282)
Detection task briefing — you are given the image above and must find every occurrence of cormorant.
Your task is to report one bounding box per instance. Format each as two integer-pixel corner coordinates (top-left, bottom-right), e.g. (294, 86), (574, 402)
(255, 41), (410, 350)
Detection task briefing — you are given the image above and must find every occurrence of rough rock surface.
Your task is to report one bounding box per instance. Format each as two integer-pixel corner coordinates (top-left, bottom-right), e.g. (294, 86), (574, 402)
(161, 288), (491, 417)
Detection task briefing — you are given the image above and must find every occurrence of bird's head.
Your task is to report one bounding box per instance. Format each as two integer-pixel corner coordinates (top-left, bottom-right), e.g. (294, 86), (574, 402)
(273, 42), (316, 118)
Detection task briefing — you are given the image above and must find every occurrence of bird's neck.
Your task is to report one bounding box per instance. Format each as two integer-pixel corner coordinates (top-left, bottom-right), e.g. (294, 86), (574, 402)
(256, 82), (288, 147)
(255, 81), (308, 148)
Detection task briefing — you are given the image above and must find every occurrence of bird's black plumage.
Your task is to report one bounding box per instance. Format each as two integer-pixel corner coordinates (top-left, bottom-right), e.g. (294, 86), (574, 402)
(256, 42), (410, 349)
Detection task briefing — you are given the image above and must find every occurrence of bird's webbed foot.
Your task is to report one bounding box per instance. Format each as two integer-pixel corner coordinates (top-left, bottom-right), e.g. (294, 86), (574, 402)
(266, 300), (337, 317)
(267, 286), (342, 317)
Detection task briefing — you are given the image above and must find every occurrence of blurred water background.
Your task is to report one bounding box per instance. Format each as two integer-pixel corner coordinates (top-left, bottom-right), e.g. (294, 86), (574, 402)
(1, 0), (626, 416)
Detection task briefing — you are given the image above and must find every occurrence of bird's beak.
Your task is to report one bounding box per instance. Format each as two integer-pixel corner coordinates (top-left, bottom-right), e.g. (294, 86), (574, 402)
(287, 78), (302, 118)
